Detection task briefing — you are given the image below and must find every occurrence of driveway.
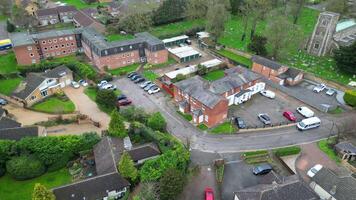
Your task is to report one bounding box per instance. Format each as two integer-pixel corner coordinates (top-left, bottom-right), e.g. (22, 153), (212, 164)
(46, 123), (102, 136)
(0, 21), (8, 40)
(64, 87), (109, 130)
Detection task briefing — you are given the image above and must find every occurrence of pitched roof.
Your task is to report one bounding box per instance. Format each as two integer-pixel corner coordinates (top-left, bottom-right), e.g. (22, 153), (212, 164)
(312, 168), (356, 200)
(0, 126), (39, 141)
(251, 55), (283, 70)
(278, 68), (302, 79)
(42, 65), (72, 79)
(93, 136), (124, 175)
(36, 7), (58, 16)
(53, 172), (130, 200)
(73, 9), (98, 27)
(0, 108), (6, 117)
(335, 142), (356, 154)
(0, 117), (22, 129)
(56, 5), (77, 13)
(128, 143), (160, 162)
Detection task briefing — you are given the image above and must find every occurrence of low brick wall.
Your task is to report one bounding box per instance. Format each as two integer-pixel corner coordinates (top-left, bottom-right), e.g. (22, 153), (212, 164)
(0, 94), (24, 107)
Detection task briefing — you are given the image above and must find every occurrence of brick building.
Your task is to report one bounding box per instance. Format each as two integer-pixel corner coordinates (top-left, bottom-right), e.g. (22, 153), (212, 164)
(173, 67), (264, 127)
(81, 28), (168, 70)
(73, 8), (106, 33)
(251, 55), (303, 86)
(36, 6), (78, 26)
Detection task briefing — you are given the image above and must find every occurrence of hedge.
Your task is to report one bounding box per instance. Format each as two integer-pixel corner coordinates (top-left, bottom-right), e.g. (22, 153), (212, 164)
(6, 155), (45, 180)
(344, 90), (356, 107)
(273, 146), (301, 157)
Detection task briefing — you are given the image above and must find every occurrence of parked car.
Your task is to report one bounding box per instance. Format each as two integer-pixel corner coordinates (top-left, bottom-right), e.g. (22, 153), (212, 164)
(117, 94), (127, 101)
(78, 79), (88, 87)
(148, 87), (160, 94)
(258, 113), (271, 125)
(260, 90), (276, 99)
(307, 164), (323, 178)
(296, 106), (314, 118)
(283, 111), (297, 121)
(131, 74), (141, 81)
(71, 81), (80, 89)
(205, 187), (214, 200)
(127, 72), (137, 78)
(0, 98), (8, 106)
(134, 77), (145, 84)
(97, 80), (108, 87)
(100, 84), (117, 91)
(297, 117), (321, 131)
(140, 81), (152, 88)
(252, 163), (272, 175)
(313, 83), (326, 93)
(144, 83), (156, 91)
(234, 117), (246, 129)
(186, 39), (192, 45)
(117, 98), (132, 106)
(326, 88), (336, 96)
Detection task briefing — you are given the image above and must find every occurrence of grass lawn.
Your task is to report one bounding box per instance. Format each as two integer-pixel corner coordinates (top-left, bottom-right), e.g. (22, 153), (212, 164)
(32, 96), (76, 114)
(84, 87), (120, 114)
(197, 124), (208, 131)
(0, 77), (23, 96)
(106, 34), (135, 42)
(210, 122), (237, 134)
(176, 111), (192, 121)
(0, 15), (8, 21)
(318, 138), (341, 163)
(216, 49), (252, 68)
(60, 0), (106, 9)
(328, 106), (344, 114)
(150, 19), (206, 38)
(242, 150), (269, 158)
(108, 63), (141, 76)
(0, 53), (19, 74)
(203, 69), (225, 81)
(142, 70), (158, 81)
(0, 168), (71, 200)
(144, 57), (177, 69)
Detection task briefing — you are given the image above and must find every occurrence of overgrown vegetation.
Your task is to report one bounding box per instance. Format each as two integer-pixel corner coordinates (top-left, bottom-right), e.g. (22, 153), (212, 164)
(344, 90), (356, 107)
(216, 49), (252, 67)
(176, 111), (193, 121)
(318, 138), (341, 163)
(210, 122), (236, 134)
(108, 63), (140, 76)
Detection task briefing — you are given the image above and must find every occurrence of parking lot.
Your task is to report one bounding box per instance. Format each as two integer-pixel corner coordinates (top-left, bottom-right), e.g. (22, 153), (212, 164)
(228, 87), (318, 128)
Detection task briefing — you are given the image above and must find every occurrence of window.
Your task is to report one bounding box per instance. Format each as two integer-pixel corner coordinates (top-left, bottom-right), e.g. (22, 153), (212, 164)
(61, 44), (65, 48)
(42, 40), (46, 44)
(62, 50), (66, 54)
(32, 59), (36, 64)
(27, 46), (32, 51)
(40, 90), (48, 97)
(29, 53), (34, 57)
(205, 115), (209, 122)
(71, 43), (74, 46)
(55, 45), (59, 49)
(30, 96), (36, 100)
(56, 51), (60, 55)
(314, 43), (319, 49)
(129, 45), (132, 49)
(69, 36), (73, 40)
(65, 37), (68, 41)
(48, 39), (52, 44)
(44, 47), (48, 51)
(59, 38), (63, 42)
(53, 39), (57, 43)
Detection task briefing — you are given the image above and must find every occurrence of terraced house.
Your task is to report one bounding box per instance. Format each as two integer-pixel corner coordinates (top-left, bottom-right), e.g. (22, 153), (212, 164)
(173, 67), (264, 127)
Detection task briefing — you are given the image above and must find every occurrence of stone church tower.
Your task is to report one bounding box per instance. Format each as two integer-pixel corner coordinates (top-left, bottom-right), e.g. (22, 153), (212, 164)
(307, 12), (340, 56)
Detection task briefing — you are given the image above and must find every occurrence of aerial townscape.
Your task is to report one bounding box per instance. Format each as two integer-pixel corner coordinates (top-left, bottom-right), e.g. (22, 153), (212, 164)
(0, 0), (356, 200)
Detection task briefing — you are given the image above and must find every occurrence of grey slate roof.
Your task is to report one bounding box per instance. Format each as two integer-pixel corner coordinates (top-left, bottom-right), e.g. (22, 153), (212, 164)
(335, 142), (356, 154)
(278, 68), (302, 79)
(53, 172), (130, 200)
(36, 7), (58, 16)
(251, 55), (282, 70)
(0, 117), (22, 129)
(43, 65), (71, 79)
(127, 143), (160, 162)
(175, 76), (224, 109)
(56, 5), (77, 13)
(10, 32), (35, 47)
(312, 168), (356, 200)
(73, 9), (98, 27)
(0, 126), (39, 141)
(235, 179), (318, 200)
(93, 136), (124, 175)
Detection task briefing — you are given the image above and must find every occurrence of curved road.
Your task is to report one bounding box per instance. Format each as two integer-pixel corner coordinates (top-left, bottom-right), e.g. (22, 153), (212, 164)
(114, 78), (356, 153)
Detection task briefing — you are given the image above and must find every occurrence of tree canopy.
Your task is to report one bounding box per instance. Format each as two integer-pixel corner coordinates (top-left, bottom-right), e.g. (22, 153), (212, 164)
(147, 112), (167, 132)
(159, 168), (185, 200)
(108, 110), (127, 138)
(32, 183), (56, 200)
(333, 42), (356, 74)
(118, 152), (138, 182)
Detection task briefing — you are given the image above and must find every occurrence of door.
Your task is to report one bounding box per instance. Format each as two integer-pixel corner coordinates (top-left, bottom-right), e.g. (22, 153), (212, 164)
(199, 115), (203, 123)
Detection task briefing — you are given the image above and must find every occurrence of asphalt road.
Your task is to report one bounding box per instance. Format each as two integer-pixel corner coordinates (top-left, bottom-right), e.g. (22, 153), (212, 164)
(113, 78), (356, 153)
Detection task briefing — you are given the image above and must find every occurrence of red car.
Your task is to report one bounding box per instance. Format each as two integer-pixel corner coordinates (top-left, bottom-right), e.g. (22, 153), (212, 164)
(117, 99), (132, 106)
(283, 111), (297, 121)
(205, 187), (214, 200)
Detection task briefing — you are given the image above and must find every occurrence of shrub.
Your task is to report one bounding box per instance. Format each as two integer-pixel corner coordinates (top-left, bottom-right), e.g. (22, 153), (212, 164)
(6, 155), (45, 180)
(118, 152), (138, 182)
(108, 110), (127, 138)
(120, 106), (149, 123)
(96, 89), (116, 111)
(344, 90), (356, 107)
(159, 168), (185, 200)
(273, 146), (301, 157)
(0, 163), (5, 177)
(147, 112), (167, 132)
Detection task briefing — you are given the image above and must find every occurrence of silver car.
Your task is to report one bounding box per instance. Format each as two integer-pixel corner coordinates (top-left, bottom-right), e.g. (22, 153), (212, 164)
(258, 113), (271, 125)
(140, 81), (152, 88)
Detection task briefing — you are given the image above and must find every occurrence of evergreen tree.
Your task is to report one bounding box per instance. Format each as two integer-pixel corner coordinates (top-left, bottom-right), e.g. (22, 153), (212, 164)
(334, 42), (356, 74)
(118, 152), (138, 182)
(248, 35), (267, 56)
(108, 110), (127, 138)
(32, 183), (56, 200)
(159, 168), (185, 200)
(147, 112), (167, 132)
(206, 2), (228, 43)
(152, 0), (187, 25)
(6, 20), (15, 33)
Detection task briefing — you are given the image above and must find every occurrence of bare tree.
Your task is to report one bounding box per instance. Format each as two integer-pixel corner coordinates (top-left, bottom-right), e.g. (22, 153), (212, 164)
(249, 0), (272, 39)
(288, 0), (306, 24)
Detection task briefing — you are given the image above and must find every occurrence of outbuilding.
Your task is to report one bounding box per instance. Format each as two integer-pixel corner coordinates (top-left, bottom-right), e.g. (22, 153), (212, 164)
(163, 35), (189, 47)
(168, 46), (201, 63)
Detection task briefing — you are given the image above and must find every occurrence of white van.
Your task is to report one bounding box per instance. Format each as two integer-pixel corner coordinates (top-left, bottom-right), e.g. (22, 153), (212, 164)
(296, 106), (314, 118)
(297, 117), (321, 131)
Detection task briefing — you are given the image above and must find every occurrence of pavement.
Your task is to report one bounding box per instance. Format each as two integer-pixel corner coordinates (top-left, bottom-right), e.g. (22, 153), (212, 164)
(112, 77), (356, 153)
(46, 123), (102, 136)
(0, 21), (8, 40)
(64, 87), (110, 130)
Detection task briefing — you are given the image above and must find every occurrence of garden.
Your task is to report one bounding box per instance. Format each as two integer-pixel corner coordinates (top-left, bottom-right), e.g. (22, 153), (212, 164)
(31, 94), (76, 114)
(0, 53), (23, 96)
(108, 63), (141, 76)
(318, 138), (341, 163)
(60, 0), (107, 9)
(84, 86), (120, 114)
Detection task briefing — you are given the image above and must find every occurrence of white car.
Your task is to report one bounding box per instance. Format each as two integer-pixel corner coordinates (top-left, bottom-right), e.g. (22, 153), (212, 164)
(260, 90), (276, 99)
(71, 81), (80, 89)
(97, 80), (108, 87)
(79, 79), (88, 87)
(325, 88), (336, 96)
(313, 84), (326, 93)
(100, 84), (117, 91)
(307, 164), (323, 178)
(297, 106), (314, 118)
(148, 87), (160, 94)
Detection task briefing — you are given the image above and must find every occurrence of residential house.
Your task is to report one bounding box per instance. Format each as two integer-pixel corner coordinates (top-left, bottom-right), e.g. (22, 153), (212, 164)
(12, 66), (73, 107)
(36, 7), (60, 26)
(173, 66), (264, 127)
(128, 143), (161, 165)
(234, 176), (318, 200)
(0, 111), (46, 140)
(251, 55), (303, 86)
(56, 6), (78, 23)
(53, 136), (160, 200)
(15, 0), (39, 16)
(73, 8), (106, 33)
(310, 167), (356, 200)
(335, 142), (356, 161)
(107, 1), (121, 17)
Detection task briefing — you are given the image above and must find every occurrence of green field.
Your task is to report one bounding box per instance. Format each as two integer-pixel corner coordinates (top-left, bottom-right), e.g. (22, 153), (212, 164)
(108, 63), (141, 76)
(0, 53), (19, 74)
(106, 34), (135, 42)
(150, 19), (206, 38)
(210, 122), (237, 134)
(216, 49), (252, 68)
(318, 139), (341, 163)
(0, 168), (71, 200)
(0, 77), (23, 95)
(203, 69), (225, 81)
(32, 96), (76, 114)
(60, 0), (106, 9)
(142, 70), (158, 81)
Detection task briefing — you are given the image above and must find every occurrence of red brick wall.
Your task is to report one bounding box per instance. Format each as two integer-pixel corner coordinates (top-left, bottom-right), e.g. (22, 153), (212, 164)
(146, 49), (168, 65)
(38, 34), (78, 59)
(95, 50), (141, 70)
(13, 45), (41, 65)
